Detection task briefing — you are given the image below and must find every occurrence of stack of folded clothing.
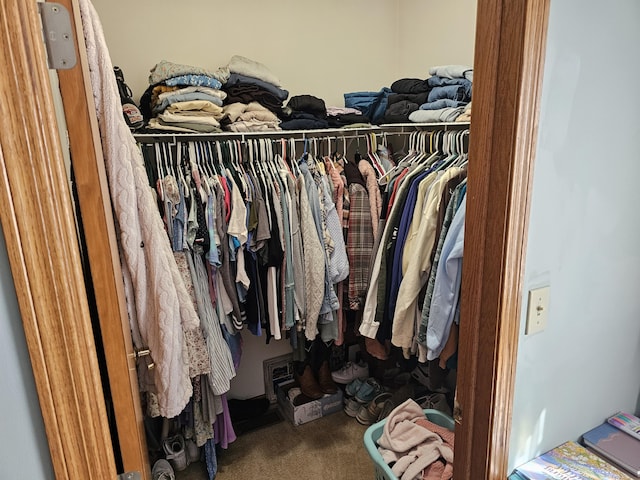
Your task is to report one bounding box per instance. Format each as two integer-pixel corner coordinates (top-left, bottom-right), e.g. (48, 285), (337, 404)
(280, 94), (329, 130)
(382, 78), (431, 123)
(344, 87), (392, 125)
(141, 60), (230, 133)
(455, 102), (472, 123)
(153, 100), (225, 133)
(220, 101), (281, 132)
(326, 107), (370, 128)
(222, 55), (288, 114)
(409, 65), (473, 123)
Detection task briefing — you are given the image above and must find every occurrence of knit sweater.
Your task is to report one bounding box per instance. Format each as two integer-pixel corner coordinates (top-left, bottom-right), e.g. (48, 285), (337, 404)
(79, 0), (193, 418)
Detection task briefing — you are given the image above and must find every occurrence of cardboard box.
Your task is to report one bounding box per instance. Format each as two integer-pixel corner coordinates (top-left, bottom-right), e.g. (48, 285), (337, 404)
(276, 379), (343, 426)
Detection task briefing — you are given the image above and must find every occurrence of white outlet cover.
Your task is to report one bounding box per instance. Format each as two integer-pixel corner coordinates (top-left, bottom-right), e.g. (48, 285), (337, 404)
(525, 286), (550, 335)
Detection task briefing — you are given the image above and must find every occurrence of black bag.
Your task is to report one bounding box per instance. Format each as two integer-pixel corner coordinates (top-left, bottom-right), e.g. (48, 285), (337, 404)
(114, 66), (144, 131)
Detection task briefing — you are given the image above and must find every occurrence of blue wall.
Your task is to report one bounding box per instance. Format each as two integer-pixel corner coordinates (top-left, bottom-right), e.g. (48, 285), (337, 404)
(509, 0), (640, 470)
(0, 225), (54, 479)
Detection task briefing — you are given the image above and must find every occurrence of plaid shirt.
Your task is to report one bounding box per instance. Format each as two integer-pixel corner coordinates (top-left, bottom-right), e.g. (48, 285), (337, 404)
(347, 183), (374, 310)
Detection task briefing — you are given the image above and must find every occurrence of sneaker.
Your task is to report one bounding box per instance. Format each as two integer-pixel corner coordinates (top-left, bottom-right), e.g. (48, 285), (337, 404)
(343, 397), (361, 417)
(356, 392), (392, 425)
(345, 377), (365, 397)
(163, 435), (187, 472)
(331, 361), (369, 384)
(151, 459), (175, 480)
(354, 378), (384, 404)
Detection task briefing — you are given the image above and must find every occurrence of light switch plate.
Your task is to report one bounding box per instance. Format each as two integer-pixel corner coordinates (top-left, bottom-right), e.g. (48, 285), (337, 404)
(525, 286), (550, 335)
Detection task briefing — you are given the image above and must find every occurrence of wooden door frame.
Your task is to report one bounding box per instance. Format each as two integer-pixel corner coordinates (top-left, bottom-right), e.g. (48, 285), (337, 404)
(0, 0), (550, 479)
(456, 0), (550, 478)
(0, 0), (117, 478)
(54, 0), (151, 477)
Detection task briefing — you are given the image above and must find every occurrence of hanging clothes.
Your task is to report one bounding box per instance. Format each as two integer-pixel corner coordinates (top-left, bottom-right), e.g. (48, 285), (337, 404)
(358, 129), (470, 364)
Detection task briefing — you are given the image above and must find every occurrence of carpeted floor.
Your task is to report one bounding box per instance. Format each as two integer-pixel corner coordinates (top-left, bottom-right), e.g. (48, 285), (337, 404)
(175, 410), (374, 480)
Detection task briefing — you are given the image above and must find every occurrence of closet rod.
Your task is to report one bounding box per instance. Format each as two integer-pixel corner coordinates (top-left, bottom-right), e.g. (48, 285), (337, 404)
(133, 122), (470, 145)
(379, 121), (470, 133)
(133, 125), (382, 145)
(134, 132), (382, 145)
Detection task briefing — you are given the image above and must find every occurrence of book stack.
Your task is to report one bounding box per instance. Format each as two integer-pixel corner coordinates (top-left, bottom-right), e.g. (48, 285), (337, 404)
(510, 411), (640, 480)
(582, 412), (640, 478)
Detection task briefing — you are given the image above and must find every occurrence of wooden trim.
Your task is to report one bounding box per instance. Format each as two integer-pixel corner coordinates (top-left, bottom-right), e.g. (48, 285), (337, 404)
(54, 0), (151, 477)
(0, 1), (117, 478)
(456, 0), (550, 478)
(0, 0), (552, 478)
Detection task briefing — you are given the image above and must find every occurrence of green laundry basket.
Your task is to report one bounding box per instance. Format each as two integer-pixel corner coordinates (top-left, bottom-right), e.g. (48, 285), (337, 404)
(363, 408), (455, 480)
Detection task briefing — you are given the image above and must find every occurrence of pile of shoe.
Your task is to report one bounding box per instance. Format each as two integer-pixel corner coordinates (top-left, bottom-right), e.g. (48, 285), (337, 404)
(156, 434), (200, 476)
(341, 362), (455, 425)
(343, 377), (390, 425)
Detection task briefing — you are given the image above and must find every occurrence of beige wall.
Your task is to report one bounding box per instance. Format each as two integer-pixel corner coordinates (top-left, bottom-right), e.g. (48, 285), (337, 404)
(91, 0), (476, 108)
(89, 0), (477, 399)
(397, 0), (477, 78)
(91, 0), (400, 107)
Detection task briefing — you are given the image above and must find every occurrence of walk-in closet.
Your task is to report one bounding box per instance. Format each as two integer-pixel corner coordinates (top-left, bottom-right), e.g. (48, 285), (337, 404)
(81, 1), (478, 478)
(0, 0), (562, 479)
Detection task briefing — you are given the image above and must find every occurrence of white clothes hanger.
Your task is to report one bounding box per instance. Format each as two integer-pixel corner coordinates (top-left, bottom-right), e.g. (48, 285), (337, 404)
(154, 142), (165, 201)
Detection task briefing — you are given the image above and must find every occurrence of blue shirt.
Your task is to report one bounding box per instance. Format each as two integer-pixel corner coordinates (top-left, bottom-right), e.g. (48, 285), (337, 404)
(426, 194), (466, 360)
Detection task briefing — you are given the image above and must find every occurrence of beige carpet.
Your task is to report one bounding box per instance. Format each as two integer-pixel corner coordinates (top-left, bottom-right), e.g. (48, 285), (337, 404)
(176, 410), (375, 479)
